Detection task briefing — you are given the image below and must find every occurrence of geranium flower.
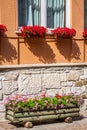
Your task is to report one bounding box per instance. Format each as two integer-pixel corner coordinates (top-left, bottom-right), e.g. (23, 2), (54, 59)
(83, 29), (87, 37)
(20, 26), (47, 38)
(52, 27), (76, 38)
(0, 24), (7, 36)
(4, 93), (83, 111)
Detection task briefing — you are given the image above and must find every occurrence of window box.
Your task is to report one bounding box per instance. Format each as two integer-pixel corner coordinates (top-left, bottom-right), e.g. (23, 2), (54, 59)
(5, 93), (83, 128)
(83, 29), (87, 39)
(6, 106), (80, 128)
(20, 26), (47, 38)
(0, 24), (7, 36)
(52, 27), (76, 39)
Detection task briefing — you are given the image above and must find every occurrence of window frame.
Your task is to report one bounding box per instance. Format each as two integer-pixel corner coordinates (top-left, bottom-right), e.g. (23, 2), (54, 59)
(17, 0), (70, 29)
(84, 0), (87, 29)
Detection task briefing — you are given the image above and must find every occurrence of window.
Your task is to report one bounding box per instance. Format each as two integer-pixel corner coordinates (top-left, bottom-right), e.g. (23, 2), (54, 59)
(84, 0), (87, 29)
(18, 0), (70, 28)
(18, 0), (40, 26)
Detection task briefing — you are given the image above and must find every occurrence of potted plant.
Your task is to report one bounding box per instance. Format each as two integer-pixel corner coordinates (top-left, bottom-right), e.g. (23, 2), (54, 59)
(51, 27), (76, 39)
(20, 26), (47, 44)
(51, 28), (76, 58)
(0, 24), (7, 36)
(20, 26), (47, 38)
(83, 29), (87, 38)
(5, 93), (83, 128)
(83, 29), (87, 44)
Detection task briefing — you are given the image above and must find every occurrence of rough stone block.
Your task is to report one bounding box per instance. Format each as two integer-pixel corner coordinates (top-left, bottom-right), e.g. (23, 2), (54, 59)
(42, 73), (60, 89)
(61, 81), (73, 87)
(3, 72), (19, 81)
(75, 80), (83, 87)
(0, 101), (5, 111)
(0, 112), (5, 121)
(61, 87), (72, 94)
(0, 76), (4, 80)
(80, 75), (87, 80)
(61, 86), (86, 95)
(67, 70), (81, 81)
(0, 81), (2, 89)
(47, 89), (60, 96)
(2, 80), (18, 95)
(0, 90), (3, 100)
(18, 74), (41, 94)
(60, 73), (66, 81)
(84, 68), (87, 75)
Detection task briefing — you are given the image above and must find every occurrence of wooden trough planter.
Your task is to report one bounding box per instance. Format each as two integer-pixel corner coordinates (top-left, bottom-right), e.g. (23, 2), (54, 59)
(5, 106), (80, 128)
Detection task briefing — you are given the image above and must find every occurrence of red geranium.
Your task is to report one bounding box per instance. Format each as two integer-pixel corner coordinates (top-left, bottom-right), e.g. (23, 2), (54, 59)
(0, 24), (7, 36)
(20, 26), (47, 37)
(55, 94), (62, 99)
(52, 27), (76, 38)
(83, 29), (87, 37)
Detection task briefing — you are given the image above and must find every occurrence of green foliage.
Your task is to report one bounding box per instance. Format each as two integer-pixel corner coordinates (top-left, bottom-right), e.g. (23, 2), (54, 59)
(5, 93), (83, 111)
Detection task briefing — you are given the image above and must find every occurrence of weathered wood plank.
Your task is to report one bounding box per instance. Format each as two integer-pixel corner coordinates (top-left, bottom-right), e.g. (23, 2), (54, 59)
(6, 112), (79, 123)
(6, 110), (14, 116)
(6, 104), (78, 112)
(6, 115), (14, 122)
(6, 108), (79, 118)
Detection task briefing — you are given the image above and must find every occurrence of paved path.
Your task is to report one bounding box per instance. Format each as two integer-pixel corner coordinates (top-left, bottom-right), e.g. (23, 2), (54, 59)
(0, 111), (87, 130)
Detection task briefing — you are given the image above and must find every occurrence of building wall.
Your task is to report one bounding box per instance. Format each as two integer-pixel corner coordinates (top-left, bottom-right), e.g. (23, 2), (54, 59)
(0, 36), (86, 64)
(71, 0), (84, 38)
(0, 63), (87, 120)
(0, 0), (86, 65)
(0, 0), (87, 120)
(0, 0), (84, 37)
(70, 0), (84, 63)
(0, 0), (17, 37)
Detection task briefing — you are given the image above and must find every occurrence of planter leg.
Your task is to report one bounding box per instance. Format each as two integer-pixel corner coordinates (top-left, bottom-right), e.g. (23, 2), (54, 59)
(24, 121), (33, 128)
(64, 117), (72, 123)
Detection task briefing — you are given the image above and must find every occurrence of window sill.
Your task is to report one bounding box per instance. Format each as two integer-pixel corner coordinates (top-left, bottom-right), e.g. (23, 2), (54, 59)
(15, 29), (54, 36)
(15, 30), (21, 36)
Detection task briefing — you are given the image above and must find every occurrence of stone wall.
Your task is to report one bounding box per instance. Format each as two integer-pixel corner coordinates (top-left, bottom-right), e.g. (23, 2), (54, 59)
(0, 63), (87, 120)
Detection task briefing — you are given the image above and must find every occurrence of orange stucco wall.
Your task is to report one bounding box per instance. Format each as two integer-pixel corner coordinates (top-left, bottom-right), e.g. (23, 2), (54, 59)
(0, 0), (86, 65)
(0, 0), (17, 37)
(70, 0), (84, 63)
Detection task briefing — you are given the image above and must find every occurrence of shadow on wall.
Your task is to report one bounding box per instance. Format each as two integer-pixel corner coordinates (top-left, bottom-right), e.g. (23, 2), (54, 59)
(0, 36), (17, 64)
(56, 38), (72, 61)
(71, 40), (81, 60)
(56, 38), (81, 61)
(24, 37), (56, 63)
